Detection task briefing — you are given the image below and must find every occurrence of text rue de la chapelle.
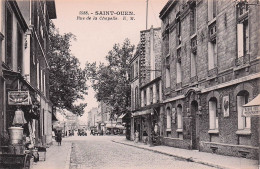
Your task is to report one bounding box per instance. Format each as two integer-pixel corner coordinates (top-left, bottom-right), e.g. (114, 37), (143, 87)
(76, 11), (135, 21)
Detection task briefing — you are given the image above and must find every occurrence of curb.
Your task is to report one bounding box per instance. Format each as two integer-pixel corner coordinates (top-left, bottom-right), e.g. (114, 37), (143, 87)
(64, 142), (72, 169)
(112, 140), (228, 169)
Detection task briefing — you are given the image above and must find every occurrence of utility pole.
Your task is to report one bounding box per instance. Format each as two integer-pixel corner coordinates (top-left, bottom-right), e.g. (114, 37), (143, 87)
(146, 0), (149, 29)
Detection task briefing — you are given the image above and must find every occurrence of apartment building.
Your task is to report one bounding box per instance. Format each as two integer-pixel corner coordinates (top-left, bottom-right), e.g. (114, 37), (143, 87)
(0, 0), (56, 146)
(159, 0), (259, 159)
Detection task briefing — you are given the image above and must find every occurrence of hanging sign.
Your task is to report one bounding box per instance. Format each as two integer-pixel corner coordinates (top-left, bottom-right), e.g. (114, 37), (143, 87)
(8, 91), (30, 105)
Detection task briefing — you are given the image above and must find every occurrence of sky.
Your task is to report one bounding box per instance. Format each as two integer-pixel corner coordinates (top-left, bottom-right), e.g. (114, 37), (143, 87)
(52, 0), (168, 122)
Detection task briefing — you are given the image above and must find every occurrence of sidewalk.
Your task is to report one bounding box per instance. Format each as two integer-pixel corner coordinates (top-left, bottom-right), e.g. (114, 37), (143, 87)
(32, 141), (71, 169)
(112, 138), (259, 169)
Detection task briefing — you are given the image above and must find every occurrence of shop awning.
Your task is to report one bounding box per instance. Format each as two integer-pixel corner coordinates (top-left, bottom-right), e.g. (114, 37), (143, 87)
(106, 123), (116, 128)
(118, 113), (127, 119)
(243, 94), (260, 116)
(133, 109), (151, 116)
(115, 124), (125, 129)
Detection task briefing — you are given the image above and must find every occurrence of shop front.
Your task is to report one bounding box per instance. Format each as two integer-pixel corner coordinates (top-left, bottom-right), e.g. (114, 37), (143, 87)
(0, 69), (41, 168)
(132, 107), (161, 145)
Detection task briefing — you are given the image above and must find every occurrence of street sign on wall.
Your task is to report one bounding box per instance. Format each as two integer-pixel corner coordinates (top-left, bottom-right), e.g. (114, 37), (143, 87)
(8, 91), (30, 105)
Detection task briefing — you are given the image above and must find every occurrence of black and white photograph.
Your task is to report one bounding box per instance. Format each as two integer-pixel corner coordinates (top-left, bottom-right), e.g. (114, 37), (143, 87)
(0, 0), (259, 169)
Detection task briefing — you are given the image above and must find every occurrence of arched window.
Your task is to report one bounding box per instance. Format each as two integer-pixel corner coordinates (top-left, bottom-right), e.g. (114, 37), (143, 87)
(166, 107), (171, 130)
(177, 105), (183, 130)
(237, 91), (250, 130)
(209, 97), (218, 130)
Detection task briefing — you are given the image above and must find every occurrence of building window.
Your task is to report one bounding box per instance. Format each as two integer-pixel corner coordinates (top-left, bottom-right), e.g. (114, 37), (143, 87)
(190, 52), (197, 78)
(144, 90), (147, 106)
(156, 83), (160, 103)
(135, 87), (138, 109)
(190, 6), (197, 35)
(41, 69), (43, 92)
(208, 0), (217, 21)
(17, 24), (23, 74)
(208, 40), (217, 70)
(176, 12), (181, 45)
(237, 21), (249, 58)
(163, 17), (169, 55)
(37, 61), (40, 89)
(177, 105), (183, 130)
(165, 33), (169, 55)
(237, 91), (250, 130)
(166, 107), (171, 134)
(43, 72), (46, 96)
(132, 90), (134, 110)
(176, 49), (182, 84)
(165, 56), (170, 88)
(6, 5), (13, 68)
(135, 60), (138, 77)
(209, 98), (218, 130)
(131, 64), (134, 80)
(150, 87), (153, 104)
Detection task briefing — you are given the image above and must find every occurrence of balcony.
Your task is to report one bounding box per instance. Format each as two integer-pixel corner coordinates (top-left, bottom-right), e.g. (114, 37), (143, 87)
(208, 67), (218, 77)
(235, 54), (250, 67)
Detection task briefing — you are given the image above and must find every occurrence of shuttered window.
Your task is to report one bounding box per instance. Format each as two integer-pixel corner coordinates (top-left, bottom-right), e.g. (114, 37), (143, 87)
(237, 24), (244, 58)
(209, 98), (218, 130)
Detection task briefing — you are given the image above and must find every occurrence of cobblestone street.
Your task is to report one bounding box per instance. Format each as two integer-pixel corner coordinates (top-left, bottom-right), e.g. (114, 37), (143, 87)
(68, 136), (216, 169)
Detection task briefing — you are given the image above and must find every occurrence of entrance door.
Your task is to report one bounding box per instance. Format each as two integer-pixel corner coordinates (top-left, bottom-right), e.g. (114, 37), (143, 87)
(190, 100), (199, 149)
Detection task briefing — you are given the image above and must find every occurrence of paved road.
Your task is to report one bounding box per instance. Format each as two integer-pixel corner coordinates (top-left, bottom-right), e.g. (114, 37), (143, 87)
(66, 136), (216, 169)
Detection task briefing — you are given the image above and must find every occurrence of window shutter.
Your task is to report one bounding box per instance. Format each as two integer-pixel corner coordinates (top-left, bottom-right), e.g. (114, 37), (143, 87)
(209, 101), (216, 130)
(191, 53), (196, 77)
(237, 24), (244, 58)
(177, 62), (182, 83)
(208, 0), (213, 21)
(166, 68), (170, 88)
(208, 42), (214, 70)
(237, 96), (245, 129)
(177, 107), (183, 129)
(167, 109), (171, 129)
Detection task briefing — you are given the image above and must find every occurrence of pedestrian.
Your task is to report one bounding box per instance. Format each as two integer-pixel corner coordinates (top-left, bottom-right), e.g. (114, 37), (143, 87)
(143, 131), (148, 144)
(56, 130), (62, 146)
(134, 130), (139, 143)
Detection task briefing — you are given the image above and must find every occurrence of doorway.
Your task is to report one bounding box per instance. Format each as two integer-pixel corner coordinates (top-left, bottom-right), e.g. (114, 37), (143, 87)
(190, 100), (199, 149)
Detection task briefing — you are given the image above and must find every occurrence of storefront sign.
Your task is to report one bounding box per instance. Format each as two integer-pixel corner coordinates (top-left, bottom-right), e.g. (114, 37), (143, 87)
(8, 91), (30, 105)
(133, 109), (151, 116)
(243, 94), (260, 117)
(243, 106), (260, 116)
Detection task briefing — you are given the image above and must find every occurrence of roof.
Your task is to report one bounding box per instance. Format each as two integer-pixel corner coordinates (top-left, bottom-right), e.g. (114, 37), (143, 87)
(159, 0), (177, 19)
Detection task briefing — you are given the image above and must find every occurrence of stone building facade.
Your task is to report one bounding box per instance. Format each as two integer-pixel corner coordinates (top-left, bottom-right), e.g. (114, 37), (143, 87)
(130, 27), (163, 143)
(159, 0), (259, 159)
(0, 0), (56, 146)
(130, 41), (140, 140)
